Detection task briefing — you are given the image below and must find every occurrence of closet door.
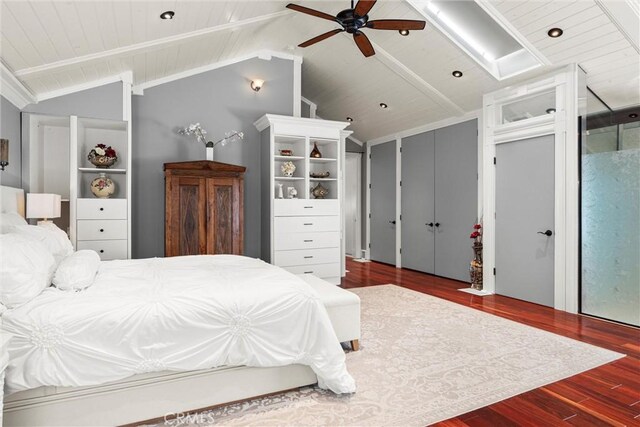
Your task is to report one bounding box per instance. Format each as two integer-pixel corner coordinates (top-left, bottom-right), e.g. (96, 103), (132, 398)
(434, 119), (478, 282)
(165, 176), (207, 256)
(369, 141), (396, 265)
(206, 177), (243, 255)
(401, 131), (435, 273)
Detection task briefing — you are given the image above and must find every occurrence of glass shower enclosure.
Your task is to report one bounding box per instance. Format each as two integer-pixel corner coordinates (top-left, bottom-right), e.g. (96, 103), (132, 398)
(581, 90), (640, 326)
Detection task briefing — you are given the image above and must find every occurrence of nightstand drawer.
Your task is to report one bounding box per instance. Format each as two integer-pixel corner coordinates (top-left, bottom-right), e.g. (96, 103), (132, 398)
(77, 199), (127, 220)
(283, 263), (340, 278)
(77, 239), (128, 260)
(274, 215), (339, 232)
(274, 248), (339, 266)
(274, 199), (339, 216)
(77, 220), (127, 240)
(275, 231), (339, 250)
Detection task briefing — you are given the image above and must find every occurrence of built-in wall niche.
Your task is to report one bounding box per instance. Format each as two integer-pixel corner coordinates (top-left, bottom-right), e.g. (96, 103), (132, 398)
(308, 138), (338, 200)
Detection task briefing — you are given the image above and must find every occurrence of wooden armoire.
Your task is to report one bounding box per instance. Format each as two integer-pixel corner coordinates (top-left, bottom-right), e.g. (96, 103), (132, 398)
(164, 161), (245, 257)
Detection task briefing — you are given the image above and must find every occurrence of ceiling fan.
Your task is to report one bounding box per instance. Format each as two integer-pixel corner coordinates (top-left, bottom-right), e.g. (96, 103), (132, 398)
(286, 0), (426, 57)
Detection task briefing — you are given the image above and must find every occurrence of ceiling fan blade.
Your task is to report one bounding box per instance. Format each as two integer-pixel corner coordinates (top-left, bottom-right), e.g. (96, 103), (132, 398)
(286, 4), (337, 22)
(353, 31), (375, 57)
(298, 29), (344, 47)
(354, 0), (377, 17)
(366, 19), (426, 30)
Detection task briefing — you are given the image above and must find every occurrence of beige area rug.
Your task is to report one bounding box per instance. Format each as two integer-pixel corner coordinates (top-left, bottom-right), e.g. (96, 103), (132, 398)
(153, 285), (624, 426)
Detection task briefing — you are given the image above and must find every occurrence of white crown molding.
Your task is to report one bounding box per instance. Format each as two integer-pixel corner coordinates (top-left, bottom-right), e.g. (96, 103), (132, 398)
(132, 50), (302, 95)
(36, 72), (132, 102)
(0, 61), (36, 109)
(13, 10), (294, 79)
(595, 0), (640, 54)
(346, 135), (364, 147)
(368, 108), (481, 145)
(349, 34), (465, 116)
(301, 96), (318, 118)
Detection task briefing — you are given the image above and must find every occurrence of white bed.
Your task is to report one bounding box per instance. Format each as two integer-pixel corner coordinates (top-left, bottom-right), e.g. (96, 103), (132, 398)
(0, 185), (355, 426)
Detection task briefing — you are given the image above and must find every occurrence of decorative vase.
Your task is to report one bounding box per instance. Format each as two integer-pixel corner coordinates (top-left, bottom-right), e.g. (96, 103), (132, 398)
(311, 182), (329, 199)
(281, 161), (296, 177)
(206, 141), (214, 161)
(277, 183), (284, 199)
(88, 153), (117, 168)
(310, 142), (322, 158)
(470, 241), (483, 290)
(90, 173), (115, 198)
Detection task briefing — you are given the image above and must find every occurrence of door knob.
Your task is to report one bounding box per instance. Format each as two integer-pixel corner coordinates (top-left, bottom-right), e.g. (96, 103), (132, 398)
(426, 222), (434, 227)
(389, 220), (396, 225)
(537, 230), (553, 236)
(435, 222), (440, 227)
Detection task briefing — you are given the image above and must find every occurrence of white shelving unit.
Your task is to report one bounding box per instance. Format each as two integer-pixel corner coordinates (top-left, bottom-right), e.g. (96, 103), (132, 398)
(255, 114), (351, 285)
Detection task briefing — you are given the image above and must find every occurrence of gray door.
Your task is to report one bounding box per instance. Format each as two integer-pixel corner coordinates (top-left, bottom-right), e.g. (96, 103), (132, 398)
(495, 135), (555, 307)
(434, 119), (478, 282)
(370, 141), (396, 265)
(401, 131), (435, 273)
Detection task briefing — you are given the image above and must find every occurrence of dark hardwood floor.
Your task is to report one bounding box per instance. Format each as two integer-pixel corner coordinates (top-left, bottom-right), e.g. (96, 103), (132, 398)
(342, 258), (640, 426)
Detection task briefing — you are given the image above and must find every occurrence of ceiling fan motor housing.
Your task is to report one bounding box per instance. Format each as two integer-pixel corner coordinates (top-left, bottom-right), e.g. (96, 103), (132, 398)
(336, 9), (368, 33)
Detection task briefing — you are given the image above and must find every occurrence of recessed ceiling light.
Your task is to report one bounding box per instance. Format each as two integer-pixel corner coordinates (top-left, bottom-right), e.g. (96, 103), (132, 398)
(379, 103), (388, 109)
(629, 113), (638, 119)
(546, 108), (556, 114)
(452, 70), (463, 78)
(346, 117), (354, 122)
(547, 28), (563, 38)
(160, 10), (175, 20)
(399, 29), (410, 36)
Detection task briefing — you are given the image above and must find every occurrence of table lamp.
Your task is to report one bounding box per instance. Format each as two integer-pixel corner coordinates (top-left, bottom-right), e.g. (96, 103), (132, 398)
(26, 193), (61, 225)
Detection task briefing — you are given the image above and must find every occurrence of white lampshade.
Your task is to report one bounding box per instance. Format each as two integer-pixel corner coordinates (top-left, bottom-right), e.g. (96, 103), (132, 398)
(26, 193), (61, 220)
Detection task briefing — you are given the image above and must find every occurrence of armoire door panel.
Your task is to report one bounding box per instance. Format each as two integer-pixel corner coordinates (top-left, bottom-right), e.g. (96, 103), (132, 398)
(370, 141), (396, 265)
(167, 176), (207, 256)
(207, 179), (234, 254)
(434, 119), (478, 282)
(401, 131), (435, 273)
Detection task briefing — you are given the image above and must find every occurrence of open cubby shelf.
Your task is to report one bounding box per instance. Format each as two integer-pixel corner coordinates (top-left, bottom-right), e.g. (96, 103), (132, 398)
(78, 168), (127, 174)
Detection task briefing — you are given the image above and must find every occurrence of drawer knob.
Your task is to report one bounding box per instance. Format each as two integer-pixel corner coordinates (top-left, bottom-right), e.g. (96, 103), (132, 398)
(304, 271), (314, 274)
(303, 206), (313, 209)
(99, 250), (104, 253)
(99, 207), (104, 211)
(303, 223), (313, 226)
(304, 256), (313, 259)
(100, 229), (104, 232)
(303, 239), (313, 242)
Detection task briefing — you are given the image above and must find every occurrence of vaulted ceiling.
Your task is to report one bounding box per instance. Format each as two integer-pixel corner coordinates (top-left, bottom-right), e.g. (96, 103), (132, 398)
(1, 1), (638, 141)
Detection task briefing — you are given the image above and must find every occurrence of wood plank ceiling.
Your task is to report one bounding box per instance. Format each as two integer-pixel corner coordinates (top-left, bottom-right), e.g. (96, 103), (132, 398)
(1, 0), (638, 141)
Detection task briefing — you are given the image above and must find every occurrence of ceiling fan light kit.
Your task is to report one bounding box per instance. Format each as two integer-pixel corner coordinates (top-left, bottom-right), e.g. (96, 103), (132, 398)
(286, 0), (426, 57)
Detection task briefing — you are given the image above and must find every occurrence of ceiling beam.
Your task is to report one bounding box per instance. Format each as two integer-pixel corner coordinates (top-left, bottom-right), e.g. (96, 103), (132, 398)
(13, 10), (294, 79)
(0, 61), (36, 108)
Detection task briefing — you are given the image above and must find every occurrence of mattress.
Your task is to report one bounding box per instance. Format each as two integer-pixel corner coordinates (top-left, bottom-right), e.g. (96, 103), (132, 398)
(2, 255), (355, 395)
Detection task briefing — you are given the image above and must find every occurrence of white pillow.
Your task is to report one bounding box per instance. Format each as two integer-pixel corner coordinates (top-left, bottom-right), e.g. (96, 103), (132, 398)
(12, 223), (73, 266)
(53, 250), (101, 291)
(0, 234), (55, 308)
(0, 212), (28, 234)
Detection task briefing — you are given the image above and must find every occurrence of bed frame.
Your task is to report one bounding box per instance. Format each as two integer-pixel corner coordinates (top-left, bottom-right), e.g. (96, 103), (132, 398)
(1, 185), (318, 426)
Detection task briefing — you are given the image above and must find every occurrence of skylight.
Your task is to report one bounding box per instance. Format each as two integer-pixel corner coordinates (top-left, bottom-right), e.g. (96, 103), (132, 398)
(408, 0), (543, 80)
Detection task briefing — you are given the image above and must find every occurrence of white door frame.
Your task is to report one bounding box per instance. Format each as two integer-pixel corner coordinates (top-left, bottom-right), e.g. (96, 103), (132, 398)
(345, 152), (362, 257)
(483, 65), (583, 313)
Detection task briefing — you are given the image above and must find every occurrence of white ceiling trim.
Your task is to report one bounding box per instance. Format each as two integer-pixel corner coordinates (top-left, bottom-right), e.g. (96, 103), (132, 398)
(132, 50), (302, 95)
(595, 0), (640, 54)
(36, 71), (132, 103)
(368, 108), (481, 145)
(0, 61), (36, 109)
(13, 10), (294, 79)
(346, 135), (364, 147)
(356, 35), (465, 116)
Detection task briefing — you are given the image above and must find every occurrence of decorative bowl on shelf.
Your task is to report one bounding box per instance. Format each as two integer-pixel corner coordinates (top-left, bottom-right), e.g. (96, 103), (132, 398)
(279, 149), (293, 156)
(88, 144), (118, 168)
(310, 171), (330, 178)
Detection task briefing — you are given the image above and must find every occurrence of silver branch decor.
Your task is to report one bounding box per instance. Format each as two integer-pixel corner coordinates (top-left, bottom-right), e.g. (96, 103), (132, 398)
(178, 123), (244, 161)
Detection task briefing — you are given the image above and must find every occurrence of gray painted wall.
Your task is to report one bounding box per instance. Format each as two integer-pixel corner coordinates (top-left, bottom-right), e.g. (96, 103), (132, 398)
(0, 96), (22, 187)
(23, 82), (123, 121)
(132, 57), (294, 259)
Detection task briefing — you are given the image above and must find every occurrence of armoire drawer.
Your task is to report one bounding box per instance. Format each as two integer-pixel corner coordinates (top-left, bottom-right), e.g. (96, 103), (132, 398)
(274, 199), (339, 217)
(76, 239), (128, 260)
(77, 220), (127, 241)
(282, 263), (340, 278)
(77, 199), (127, 220)
(274, 231), (340, 250)
(274, 215), (339, 232)
(274, 248), (339, 267)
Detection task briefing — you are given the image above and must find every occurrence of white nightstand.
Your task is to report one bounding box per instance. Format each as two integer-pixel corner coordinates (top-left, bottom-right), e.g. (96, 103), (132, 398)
(0, 333), (11, 426)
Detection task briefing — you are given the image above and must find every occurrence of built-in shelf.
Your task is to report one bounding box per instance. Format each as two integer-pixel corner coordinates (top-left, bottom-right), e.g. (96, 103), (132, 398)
(310, 178), (337, 182)
(78, 167), (127, 174)
(310, 157), (337, 163)
(275, 176), (304, 181)
(274, 155), (305, 161)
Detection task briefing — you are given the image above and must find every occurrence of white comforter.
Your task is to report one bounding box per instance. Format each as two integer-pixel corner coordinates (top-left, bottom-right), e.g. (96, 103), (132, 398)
(2, 255), (355, 394)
